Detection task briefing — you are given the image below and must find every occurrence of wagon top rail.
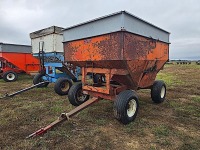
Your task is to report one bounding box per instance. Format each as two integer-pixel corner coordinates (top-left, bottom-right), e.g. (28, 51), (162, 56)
(0, 43), (31, 53)
(30, 26), (64, 39)
(63, 11), (170, 43)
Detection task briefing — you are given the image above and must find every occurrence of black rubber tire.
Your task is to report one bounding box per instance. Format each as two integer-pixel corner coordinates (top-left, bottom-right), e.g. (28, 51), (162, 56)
(151, 80), (166, 103)
(54, 78), (72, 96)
(113, 90), (139, 125)
(33, 73), (49, 88)
(93, 74), (105, 84)
(3, 71), (18, 82)
(68, 82), (90, 106)
(93, 74), (101, 83)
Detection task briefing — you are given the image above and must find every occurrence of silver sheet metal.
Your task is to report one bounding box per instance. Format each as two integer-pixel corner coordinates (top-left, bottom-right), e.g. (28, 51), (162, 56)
(63, 11), (170, 43)
(0, 43), (31, 53)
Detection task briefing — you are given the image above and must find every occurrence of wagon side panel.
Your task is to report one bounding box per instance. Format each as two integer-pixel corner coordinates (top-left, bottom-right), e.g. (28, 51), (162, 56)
(1, 53), (39, 74)
(123, 32), (169, 89)
(64, 32), (124, 68)
(24, 54), (40, 75)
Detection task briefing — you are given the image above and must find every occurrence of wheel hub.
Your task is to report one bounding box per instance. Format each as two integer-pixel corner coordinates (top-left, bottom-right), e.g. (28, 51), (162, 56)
(61, 82), (69, 92)
(127, 99), (137, 117)
(77, 90), (87, 102)
(160, 86), (166, 98)
(7, 73), (15, 81)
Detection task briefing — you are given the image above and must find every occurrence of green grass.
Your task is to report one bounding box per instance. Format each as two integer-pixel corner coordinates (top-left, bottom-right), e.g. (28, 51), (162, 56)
(123, 118), (148, 136)
(155, 138), (171, 147)
(156, 72), (184, 88)
(149, 146), (157, 150)
(156, 72), (174, 86)
(192, 96), (200, 102)
(153, 125), (170, 137)
(174, 130), (200, 150)
(169, 100), (200, 118)
(1, 65), (200, 150)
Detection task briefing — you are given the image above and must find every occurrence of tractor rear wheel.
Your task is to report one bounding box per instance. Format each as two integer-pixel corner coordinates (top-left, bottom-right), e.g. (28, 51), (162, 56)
(68, 82), (90, 106)
(33, 73), (49, 88)
(151, 80), (166, 103)
(54, 78), (72, 96)
(113, 90), (139, 124)
(3, 71), (18, 82)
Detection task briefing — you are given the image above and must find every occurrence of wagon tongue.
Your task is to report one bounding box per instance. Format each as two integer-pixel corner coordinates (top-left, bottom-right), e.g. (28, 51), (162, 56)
(26, 97), (99, 138)
(26, 114), (67, 138)
(0, 82), (49, 99)
(26, 128), (46, 138)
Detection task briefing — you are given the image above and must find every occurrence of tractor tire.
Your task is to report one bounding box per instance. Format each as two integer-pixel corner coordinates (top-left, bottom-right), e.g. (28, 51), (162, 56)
(3, 71), (18, 82)
(113, 90), (139, 125)
(68, 82), (90, 106)
(151, 80), (166, 103)
(33, 73), (49, 88)
(54, 78), (72, 96)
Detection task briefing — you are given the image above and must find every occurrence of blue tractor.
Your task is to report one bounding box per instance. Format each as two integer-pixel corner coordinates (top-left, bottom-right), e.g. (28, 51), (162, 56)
(30, 26), (81, 95)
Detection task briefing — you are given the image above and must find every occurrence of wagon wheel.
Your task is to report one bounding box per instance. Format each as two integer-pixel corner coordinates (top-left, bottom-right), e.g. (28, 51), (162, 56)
(113, 90), (139, 124)
(151, 80), (166, 103)
(3, 71), (18, 82)
(68, 82), (90, 106)
(33, 73), (49, 88)
(93, 74), (105, 84)
(54, 78), (72, 96)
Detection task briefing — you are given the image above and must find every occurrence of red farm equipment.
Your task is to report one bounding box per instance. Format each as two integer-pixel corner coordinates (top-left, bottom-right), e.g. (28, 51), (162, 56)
(0, 43), (40, 82)
(27, 11), (170, 138)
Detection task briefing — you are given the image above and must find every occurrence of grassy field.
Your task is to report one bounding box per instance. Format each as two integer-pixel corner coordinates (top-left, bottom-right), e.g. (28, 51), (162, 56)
(0, 64), (200, 150)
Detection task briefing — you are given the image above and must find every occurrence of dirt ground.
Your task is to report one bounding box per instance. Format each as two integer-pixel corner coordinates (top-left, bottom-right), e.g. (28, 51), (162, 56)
(0, 64), (200, 150)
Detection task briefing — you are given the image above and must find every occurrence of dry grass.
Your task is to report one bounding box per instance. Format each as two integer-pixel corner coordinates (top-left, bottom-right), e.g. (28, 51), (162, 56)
(0, 64), (200, 150)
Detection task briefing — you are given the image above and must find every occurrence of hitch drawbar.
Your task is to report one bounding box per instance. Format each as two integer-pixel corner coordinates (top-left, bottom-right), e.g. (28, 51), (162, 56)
(26, 97), (99, 138)
(0, 82), (49, 99)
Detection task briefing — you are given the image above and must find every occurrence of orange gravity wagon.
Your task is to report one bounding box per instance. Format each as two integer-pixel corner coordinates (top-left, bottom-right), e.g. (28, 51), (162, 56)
(0, 43), (40, 82)
(63, 11), (170, 124)
(27, 11), (171, 138)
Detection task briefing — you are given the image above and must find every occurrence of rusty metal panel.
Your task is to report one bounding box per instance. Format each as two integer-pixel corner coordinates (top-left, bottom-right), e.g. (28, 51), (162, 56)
(123, 32), (169, 88)
(64, 31), (169, 90)
(63, 11), (170, 43)
(123, 32), (169, 60)
(64, 32), (124, 69)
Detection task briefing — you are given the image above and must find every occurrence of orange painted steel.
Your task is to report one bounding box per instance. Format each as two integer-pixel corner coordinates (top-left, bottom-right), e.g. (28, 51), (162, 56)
(64, 31), (169, 100)
(0, 52), (40, 75)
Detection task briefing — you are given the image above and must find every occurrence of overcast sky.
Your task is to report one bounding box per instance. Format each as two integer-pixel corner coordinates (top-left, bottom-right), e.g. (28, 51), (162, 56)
(0, 0), (200, 60)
